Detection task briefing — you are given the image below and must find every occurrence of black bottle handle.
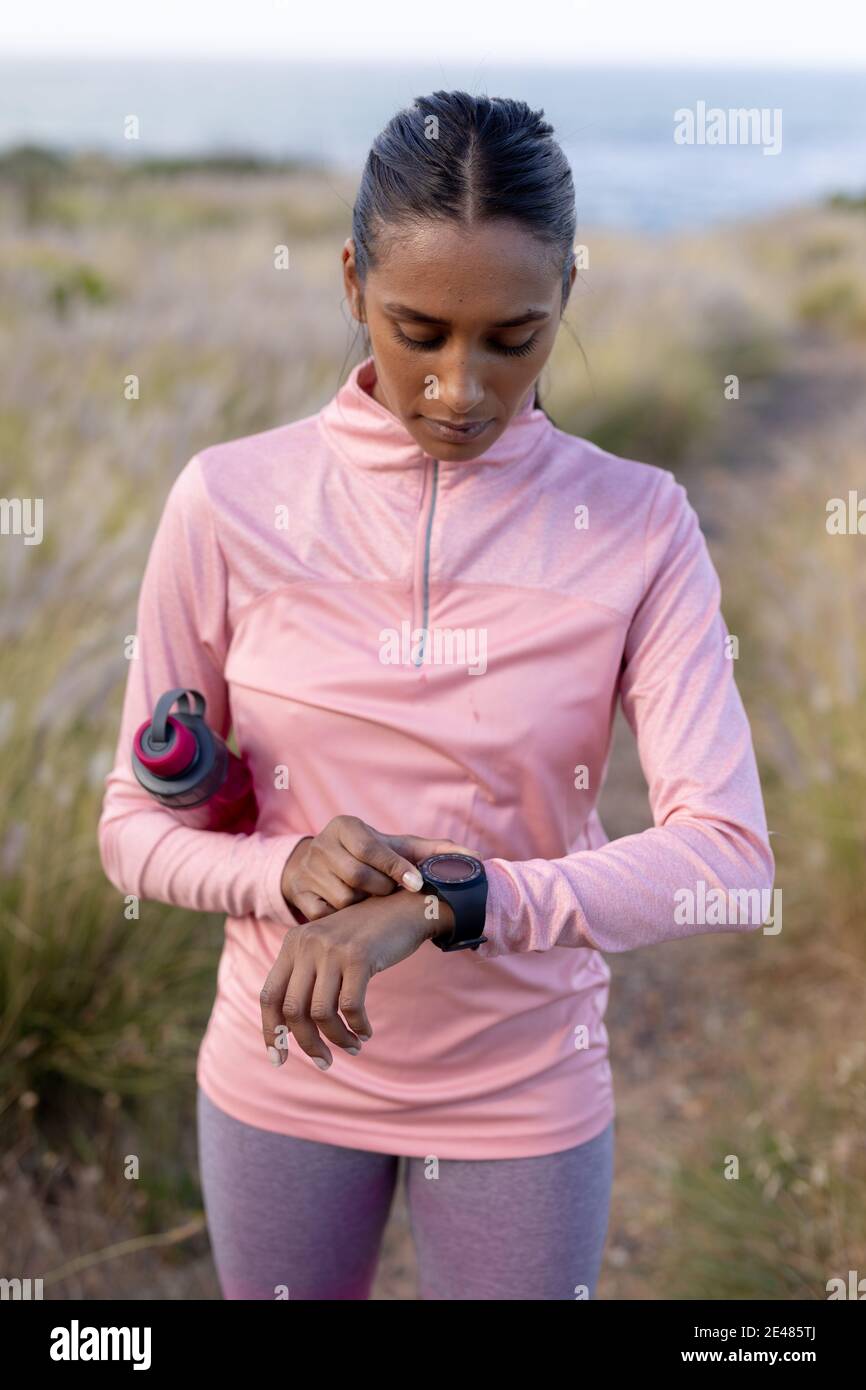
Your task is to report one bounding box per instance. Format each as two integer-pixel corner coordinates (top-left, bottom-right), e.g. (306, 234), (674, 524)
(149, 688), (207, 745)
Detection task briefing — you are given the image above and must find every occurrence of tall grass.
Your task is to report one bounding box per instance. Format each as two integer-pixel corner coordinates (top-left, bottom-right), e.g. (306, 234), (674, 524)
(648, 428), (866, 1298)
(2, 151), (864, 1295)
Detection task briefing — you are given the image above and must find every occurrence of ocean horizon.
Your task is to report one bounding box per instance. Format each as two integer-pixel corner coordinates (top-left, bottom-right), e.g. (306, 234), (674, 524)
(2, 58), (865, 232)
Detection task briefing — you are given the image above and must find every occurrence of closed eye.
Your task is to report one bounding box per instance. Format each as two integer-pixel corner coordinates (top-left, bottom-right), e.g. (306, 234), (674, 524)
(390, 324), (540, 359)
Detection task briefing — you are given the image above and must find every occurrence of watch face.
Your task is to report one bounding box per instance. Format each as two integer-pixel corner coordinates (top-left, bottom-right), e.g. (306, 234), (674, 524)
(423, 853), (480, 884)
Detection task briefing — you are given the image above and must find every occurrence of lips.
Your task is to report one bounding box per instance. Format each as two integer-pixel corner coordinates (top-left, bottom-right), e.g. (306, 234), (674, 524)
(430, 419), (486, 429)
(422, 416), (493, 441)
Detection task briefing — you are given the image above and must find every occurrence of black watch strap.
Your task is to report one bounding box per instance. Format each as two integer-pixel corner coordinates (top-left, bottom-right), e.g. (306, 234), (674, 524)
(427, 876), (488, 952)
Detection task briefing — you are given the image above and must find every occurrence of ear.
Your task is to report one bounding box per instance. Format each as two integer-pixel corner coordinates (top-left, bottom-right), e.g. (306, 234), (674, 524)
(342, 239), (364, 321)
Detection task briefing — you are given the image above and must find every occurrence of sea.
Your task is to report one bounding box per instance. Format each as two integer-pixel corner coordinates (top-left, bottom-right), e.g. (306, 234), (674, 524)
(1, 58), (864, 232)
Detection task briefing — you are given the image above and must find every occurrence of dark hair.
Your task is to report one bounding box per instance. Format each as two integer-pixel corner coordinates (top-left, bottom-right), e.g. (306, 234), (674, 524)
(350, 90), (576, 412)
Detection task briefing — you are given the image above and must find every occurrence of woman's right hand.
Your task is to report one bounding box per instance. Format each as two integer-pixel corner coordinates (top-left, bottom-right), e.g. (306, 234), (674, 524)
(280, 815), (476, 922)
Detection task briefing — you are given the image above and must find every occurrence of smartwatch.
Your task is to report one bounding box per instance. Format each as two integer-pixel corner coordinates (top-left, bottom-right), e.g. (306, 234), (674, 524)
(418, 853), (488, 952)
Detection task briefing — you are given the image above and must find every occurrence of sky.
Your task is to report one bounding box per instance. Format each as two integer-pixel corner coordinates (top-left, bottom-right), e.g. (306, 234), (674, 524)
(3, 0), (866, 67)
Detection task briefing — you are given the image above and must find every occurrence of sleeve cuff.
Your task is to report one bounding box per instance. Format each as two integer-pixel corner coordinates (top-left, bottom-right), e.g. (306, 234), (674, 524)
(476, 855), (599, 958)
(262, 832), (314, 927)
(475, 858), (524, 958)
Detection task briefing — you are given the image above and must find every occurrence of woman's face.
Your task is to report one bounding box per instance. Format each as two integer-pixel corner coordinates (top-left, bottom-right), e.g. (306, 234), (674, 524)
(343, 218), (575, 460)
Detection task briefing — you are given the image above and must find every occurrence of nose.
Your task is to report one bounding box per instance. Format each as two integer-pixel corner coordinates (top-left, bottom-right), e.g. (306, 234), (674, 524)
(435, 359), (486, 416)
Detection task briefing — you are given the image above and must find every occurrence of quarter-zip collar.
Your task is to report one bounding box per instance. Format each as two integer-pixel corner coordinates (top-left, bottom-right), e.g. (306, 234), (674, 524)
(317, 355), (552, 476)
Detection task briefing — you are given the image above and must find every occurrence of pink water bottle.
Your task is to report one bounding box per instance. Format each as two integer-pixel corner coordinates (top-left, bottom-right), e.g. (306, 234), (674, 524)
(132, 688), (259, 833)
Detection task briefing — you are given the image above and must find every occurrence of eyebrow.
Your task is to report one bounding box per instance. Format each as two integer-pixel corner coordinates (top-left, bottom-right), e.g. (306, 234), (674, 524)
(383, 302), (551, 329)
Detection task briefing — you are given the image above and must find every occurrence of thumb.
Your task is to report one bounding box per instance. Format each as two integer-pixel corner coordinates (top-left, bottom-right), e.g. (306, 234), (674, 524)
(379, 835), (480, 888)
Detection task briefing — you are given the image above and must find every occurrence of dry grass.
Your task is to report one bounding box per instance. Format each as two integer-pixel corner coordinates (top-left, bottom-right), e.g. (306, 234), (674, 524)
(1, 150), (865, 1298)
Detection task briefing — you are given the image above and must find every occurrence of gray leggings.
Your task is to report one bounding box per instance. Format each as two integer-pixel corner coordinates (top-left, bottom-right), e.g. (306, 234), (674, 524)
(196, 1086), (615, 1300)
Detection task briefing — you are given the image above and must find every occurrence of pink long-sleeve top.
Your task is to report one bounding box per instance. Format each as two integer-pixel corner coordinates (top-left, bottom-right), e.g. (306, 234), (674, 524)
(97, 355), (774, 1159)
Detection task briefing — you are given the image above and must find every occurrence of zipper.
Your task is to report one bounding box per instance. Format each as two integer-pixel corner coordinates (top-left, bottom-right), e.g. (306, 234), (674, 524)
(412, 457), (439, 669)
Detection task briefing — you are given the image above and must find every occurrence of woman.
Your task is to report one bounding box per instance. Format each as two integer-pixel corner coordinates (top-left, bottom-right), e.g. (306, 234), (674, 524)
(98, 90), (774, 1301)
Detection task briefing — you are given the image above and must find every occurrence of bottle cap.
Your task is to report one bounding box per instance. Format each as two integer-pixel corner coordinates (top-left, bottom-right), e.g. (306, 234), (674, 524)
(133, 715), (197, 778)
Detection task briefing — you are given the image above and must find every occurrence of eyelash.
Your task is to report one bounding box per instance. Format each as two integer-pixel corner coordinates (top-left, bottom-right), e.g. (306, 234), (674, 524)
(390, 324), (540, 358)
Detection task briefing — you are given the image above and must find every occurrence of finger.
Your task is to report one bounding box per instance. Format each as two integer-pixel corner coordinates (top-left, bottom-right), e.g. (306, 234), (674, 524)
(338, 959), (373, 1041)
(305, 863), (381, 910)
(301, 872), (361, 917)
(281, 959), (333, 1069)
(340, 821), (427, 892)
(310, 961), (364, 1052)
(293, 890), (337, 921)
(303, 835), (394, 904)
(260, 944), (294, 1067)
(322, 844), (399, 899)
(381, 835), (479, 871)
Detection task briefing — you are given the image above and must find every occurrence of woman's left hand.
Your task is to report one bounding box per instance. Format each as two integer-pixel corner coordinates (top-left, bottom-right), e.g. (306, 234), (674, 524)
(259, 888), (454, 1070)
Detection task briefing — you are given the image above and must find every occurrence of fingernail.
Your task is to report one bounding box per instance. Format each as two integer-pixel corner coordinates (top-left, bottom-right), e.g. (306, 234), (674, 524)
(356, 1032), (371, 1042)
(314, 1056), (332, 1070)
(267, 1046), (283, 1067)
(346, 1046), (360, 1055)
(403, 870), (423, 890)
